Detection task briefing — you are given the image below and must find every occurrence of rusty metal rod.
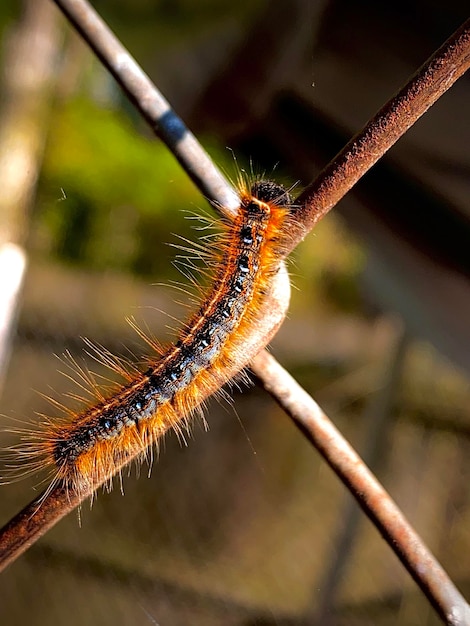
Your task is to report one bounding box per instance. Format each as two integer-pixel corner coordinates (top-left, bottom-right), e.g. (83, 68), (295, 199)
(289, 18), (470, 253)
(0, 484), (80, 570)
(251, 350), (470, 626)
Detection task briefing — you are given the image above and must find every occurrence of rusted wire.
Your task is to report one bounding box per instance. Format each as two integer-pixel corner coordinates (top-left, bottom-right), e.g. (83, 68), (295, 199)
(288, 18), (470, 253)
(0, 484), (80, 569)
(251, 351), (470, 626)
(0, 2), (469, 623)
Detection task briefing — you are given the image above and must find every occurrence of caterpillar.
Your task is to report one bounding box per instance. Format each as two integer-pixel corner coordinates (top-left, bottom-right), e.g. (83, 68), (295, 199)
(6, 178), (294, 500)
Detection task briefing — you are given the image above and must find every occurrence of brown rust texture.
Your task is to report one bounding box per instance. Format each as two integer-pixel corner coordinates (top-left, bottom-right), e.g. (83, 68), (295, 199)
(290, 19), (470, 254)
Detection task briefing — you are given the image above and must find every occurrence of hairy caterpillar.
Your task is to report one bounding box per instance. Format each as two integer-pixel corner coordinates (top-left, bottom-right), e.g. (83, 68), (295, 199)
(6, 178), (294, 499)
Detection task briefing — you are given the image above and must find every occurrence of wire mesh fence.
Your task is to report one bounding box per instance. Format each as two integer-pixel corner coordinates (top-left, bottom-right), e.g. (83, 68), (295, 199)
(0, 2), (469, 625)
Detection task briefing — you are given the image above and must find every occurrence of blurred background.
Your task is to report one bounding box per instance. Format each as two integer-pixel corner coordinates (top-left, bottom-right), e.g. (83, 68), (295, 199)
(0, 1), (469, 624)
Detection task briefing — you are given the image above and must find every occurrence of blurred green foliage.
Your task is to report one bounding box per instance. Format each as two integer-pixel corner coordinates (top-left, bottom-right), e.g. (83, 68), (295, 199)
(93, 0), (265, 55)
(0, 0), (17, 26)
(292, 217), (365, 314)
(34, 98), (225, 278)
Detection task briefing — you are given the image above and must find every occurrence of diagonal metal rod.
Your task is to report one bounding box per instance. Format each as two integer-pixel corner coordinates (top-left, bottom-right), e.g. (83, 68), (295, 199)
(52, 0), (240, 219)
(251, 351), (470, 626)
(290, 18), (470, 253)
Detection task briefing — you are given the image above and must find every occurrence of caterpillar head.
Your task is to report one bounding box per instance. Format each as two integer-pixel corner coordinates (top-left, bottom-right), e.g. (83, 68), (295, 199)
(250, 180), (292, 207)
